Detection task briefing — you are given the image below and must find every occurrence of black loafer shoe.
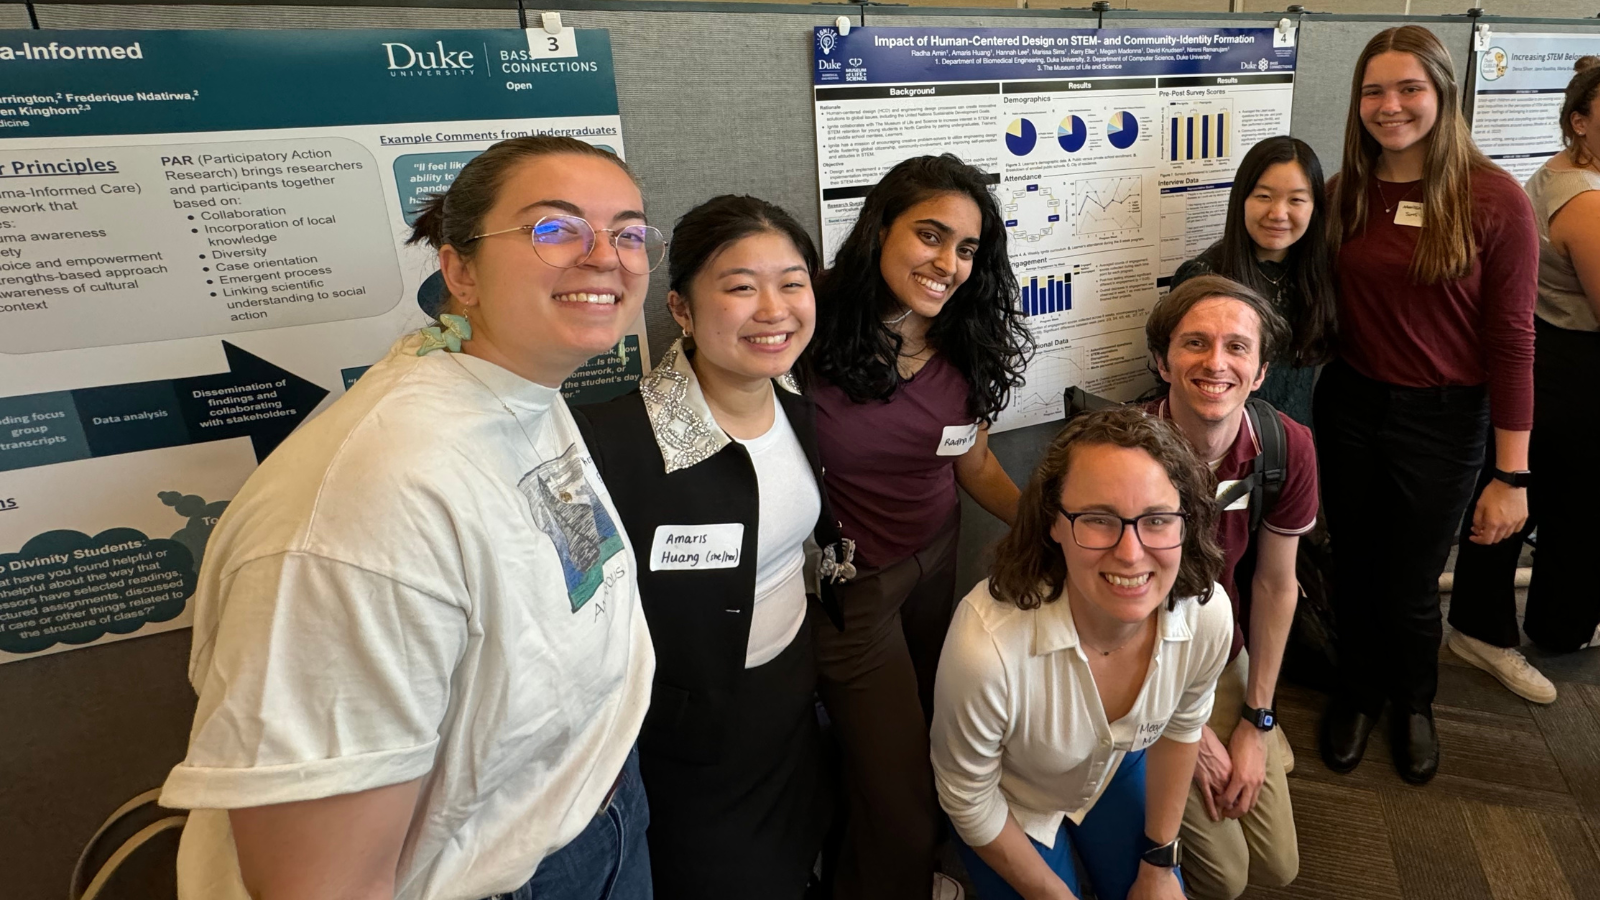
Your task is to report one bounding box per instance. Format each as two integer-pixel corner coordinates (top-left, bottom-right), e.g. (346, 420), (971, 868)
(1321, 699), (1380, 774)
(1395, 712), (1440, 784)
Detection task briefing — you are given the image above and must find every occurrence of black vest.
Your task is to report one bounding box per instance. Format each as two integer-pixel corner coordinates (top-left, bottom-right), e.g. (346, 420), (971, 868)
(573, 386), (842, 765)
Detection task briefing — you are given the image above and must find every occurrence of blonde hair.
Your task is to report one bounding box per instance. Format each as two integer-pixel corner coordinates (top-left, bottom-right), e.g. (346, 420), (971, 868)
(1334, 26), (1495, 284)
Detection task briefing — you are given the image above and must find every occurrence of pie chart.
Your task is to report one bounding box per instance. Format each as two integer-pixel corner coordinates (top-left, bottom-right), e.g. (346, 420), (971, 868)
(1006, 118), (1038, 156)
(1058, 115), (1088, 153)
(1107, 111), (1139, 150)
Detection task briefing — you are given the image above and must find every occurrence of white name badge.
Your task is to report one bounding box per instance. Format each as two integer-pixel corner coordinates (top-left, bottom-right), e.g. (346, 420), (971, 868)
(1133, 719), (1169, 751)
(649, 523), (744, 571)
(937, 423), (980, 456)
(1216, 479), (1251, 512)
(1395, 200), (1424, 228)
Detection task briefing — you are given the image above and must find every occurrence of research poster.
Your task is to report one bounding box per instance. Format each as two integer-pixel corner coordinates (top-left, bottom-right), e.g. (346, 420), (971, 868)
(811, 26), (1297, 431)
(0, 28), (635, 664)
(1470, 31), (1600, 182)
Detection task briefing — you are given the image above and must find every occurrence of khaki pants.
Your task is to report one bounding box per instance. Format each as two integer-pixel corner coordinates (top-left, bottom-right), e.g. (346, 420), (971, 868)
(1179, 650), (1299, 899)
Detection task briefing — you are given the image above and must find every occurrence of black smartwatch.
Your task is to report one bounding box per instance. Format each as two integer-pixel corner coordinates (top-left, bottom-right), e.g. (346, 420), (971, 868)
(1138, 835), (1183, 868)
(1492, 468), (1532, 488)
(1241, 704), (1277, 731)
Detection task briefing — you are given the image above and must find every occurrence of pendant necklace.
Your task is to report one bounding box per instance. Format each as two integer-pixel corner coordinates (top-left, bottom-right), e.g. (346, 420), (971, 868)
(449, 353), (547, 467)
(1377, 179), (1414, 216)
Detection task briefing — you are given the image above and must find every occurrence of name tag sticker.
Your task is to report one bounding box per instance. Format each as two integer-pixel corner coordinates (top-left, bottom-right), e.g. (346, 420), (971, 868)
(937, 423), (980, 456)
(649, 523), (744, 571)
(1133, 719), (1168, 751)
(1395, 200), (1424, 227)
(1216, 480), (1250, 512)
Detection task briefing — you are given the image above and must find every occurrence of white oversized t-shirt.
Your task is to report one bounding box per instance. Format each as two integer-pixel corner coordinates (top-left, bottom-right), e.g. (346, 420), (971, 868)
(159, 333), (655, 900)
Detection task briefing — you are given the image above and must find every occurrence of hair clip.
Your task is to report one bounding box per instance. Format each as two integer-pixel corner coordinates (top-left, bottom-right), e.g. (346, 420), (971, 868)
(417, 313), (472, 356)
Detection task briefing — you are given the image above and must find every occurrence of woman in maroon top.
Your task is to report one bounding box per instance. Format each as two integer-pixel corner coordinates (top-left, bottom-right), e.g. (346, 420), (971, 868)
(804, 154), (1032, 900)
(1315, 26), (1537, 785)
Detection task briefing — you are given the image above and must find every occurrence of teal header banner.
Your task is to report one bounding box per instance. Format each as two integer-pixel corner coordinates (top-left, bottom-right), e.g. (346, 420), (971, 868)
(0, 28), (620, 137)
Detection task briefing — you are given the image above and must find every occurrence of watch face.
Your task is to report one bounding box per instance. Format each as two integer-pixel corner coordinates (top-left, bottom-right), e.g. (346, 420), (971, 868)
(1261, 713), (1275, 729)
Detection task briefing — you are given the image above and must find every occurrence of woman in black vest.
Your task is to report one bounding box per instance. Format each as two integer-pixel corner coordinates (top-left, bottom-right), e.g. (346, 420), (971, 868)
(573, 195), (849, 900)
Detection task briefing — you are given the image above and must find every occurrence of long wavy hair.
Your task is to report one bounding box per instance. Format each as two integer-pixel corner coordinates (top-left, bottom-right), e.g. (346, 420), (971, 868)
(1214, 137), (1337, 367)
(988, 406), (1224, 612)
(1333, 26), (1496, 285)
(805, 154), (1033, 423)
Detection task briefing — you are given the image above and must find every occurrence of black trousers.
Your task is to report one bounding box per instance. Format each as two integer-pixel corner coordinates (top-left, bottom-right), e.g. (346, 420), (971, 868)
(1450, 318), (1600, 652)
(812, 507), (960, 900)
(642, 614), (832, 900)
(1314, 359), (1489, 714)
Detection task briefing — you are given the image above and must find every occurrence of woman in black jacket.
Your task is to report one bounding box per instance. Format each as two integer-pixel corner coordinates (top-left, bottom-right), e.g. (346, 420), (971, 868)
(1169, 136), (1337, 426)
(574, 195), (849, 900)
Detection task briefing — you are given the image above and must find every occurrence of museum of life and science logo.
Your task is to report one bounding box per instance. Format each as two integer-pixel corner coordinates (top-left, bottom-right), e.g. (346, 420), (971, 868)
(383, 39), (480, 78)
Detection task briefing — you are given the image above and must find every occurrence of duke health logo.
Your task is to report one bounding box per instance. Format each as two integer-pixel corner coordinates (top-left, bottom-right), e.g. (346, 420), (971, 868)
(817, 28), (839, 56)
(382, 39), (479, 77)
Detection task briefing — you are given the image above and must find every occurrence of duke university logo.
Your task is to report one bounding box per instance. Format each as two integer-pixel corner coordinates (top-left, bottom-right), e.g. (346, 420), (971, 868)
(382, 41), (478, 77)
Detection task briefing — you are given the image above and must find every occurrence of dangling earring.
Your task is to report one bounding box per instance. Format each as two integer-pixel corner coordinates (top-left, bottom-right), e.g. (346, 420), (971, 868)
(417, 313), (472, 356)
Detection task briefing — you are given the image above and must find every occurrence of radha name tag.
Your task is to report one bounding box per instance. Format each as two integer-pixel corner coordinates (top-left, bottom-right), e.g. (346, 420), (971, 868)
(649, 523), (744, 571)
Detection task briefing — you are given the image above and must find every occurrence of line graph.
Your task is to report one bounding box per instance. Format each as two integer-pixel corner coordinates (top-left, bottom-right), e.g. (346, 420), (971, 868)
(1074, 175), (1143, 236)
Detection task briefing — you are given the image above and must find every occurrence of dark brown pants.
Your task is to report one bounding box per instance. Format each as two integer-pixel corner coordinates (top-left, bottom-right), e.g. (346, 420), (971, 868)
(814, 509), (960, 900)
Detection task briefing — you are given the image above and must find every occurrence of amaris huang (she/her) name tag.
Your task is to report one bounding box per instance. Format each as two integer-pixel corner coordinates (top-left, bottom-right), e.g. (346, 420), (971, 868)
(649, 523), (744, 571)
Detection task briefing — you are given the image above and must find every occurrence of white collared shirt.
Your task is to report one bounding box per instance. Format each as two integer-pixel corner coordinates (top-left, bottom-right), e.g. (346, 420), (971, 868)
(931, 579), (1232, 848)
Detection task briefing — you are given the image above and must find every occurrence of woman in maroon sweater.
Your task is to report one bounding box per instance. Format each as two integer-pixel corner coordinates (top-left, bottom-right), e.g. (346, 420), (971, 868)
(1315, 26), (1536, 785)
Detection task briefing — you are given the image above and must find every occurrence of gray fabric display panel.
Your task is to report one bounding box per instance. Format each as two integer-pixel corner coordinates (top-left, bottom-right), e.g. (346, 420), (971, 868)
(0, 3), (31, 27)
(539, 6), (861, 357)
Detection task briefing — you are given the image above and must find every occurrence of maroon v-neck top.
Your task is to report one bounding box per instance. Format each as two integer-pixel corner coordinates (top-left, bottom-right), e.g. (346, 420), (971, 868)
(811, 355), (976, 569)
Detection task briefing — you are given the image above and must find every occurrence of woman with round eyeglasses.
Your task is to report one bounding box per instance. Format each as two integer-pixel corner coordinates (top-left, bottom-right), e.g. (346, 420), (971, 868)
(932, 405), (1230, 900)
(160, 137), (663, 900)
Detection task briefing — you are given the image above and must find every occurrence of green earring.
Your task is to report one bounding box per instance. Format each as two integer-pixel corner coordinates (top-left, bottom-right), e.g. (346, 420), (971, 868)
(418, 313), (472, 356)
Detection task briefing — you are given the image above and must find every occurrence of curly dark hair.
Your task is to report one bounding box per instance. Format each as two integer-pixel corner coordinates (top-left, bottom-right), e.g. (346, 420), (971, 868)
(804, 154), (1033, 423)
(988, 406), (1224, 612)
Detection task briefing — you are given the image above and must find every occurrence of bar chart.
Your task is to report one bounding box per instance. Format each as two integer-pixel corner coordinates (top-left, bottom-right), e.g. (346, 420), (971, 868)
(1168, 106), (1230, 161)
(1020, 272), (1072, 316)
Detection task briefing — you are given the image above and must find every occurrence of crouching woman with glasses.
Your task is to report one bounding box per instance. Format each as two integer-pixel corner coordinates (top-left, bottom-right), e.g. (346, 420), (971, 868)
(932, 406), (1231, 900)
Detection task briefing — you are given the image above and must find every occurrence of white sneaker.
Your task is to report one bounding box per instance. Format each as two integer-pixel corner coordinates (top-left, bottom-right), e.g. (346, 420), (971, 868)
(933, 872), (966, 900)
(1448, 630), (1558, 704)
(1581, 623), (1600, 650)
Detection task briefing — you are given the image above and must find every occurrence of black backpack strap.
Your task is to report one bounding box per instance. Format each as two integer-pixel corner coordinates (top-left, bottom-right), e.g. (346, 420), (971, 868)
(1063, 385), (1120, 419)
(1244, 397), (1288, 535)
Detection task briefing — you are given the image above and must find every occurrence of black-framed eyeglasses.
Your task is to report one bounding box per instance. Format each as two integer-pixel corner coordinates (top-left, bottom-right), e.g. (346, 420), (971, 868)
(1058, 508), (1187, 551)
(467, 215), (668, 275)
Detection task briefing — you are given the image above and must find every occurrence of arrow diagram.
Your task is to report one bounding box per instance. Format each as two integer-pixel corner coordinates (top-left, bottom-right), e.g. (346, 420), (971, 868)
(0, 342), (329, 473)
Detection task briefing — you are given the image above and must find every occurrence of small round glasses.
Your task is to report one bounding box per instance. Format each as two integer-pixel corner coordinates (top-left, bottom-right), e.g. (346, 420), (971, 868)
(469, 215), (668, 275)
(1058, 508), (1187, 551)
